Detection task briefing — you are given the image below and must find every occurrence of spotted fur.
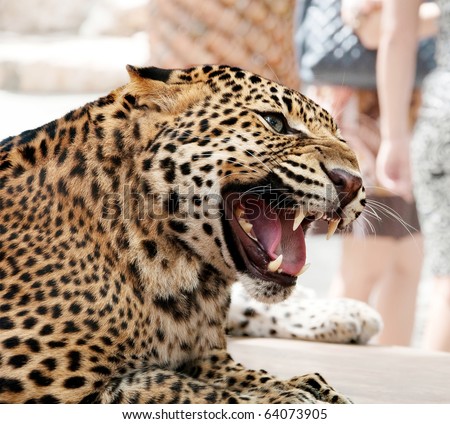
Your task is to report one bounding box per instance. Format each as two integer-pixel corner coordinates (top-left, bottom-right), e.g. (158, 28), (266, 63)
(228, 284), (382, 344)
(0, 65), (365, 403)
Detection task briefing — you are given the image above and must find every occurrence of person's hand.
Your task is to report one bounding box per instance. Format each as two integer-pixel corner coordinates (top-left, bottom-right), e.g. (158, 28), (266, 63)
(342, 0), (383, 49)
(376, 138), (414, 202)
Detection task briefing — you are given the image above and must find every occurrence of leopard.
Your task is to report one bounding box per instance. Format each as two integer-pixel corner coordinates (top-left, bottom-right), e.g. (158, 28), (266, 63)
(227, 283), (382, 344)
(0, 64), (366, 404)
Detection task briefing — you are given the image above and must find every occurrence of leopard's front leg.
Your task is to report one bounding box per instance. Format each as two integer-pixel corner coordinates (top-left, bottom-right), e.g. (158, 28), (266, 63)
(99, 366), (252, 404)
(99, 350), (349, 403)
(178, 350), (348, 403)
(99, 364), (314, 404)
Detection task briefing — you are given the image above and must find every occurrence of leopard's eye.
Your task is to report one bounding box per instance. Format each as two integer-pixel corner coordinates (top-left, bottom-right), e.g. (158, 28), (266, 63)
(262, 113), (286, 134)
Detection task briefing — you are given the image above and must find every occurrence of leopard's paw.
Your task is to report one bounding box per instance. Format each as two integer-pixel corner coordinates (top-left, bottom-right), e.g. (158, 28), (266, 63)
(287, 373), (352, 404)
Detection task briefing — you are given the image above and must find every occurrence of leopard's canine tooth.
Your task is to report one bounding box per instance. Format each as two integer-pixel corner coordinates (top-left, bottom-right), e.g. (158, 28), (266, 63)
(326, 218), (341, 240)
(293, 208), (305, 232)
(295, 263), (310, 277)
(268, 254), (283, 272)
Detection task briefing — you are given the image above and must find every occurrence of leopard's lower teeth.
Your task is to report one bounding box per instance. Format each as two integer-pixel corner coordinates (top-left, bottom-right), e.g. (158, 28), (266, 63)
(295, 263), (310, 277)
(235, 207), (245, 219)
(268, 254), (283, 272)
(239, 219), (253, 234)
(326, 218), (341, 240)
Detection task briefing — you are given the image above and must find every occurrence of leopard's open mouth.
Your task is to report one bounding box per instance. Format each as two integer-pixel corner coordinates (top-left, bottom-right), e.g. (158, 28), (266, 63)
(222, 190), (341, 287)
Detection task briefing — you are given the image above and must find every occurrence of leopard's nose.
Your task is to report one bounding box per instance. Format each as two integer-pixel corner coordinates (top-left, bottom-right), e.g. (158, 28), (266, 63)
(327, 169), (363, 209)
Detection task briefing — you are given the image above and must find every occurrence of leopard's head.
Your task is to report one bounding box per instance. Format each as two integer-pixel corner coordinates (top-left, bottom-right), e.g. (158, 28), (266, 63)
(125, 65), (365, 303)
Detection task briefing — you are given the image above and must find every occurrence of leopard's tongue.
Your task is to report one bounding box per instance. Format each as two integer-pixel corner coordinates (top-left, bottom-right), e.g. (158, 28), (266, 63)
(242, 198), (306, 276)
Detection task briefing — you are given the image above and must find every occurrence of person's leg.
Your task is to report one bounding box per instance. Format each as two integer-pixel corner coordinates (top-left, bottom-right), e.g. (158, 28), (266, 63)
(410, 88), (450, 352)
(422, 277), (450, 352)
(329, 235), (396, 302)
(373, 235), (423, 346)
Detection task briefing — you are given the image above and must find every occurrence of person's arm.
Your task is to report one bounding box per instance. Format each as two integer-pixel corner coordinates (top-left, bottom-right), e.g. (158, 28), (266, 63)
(375, 0), (421, 200)
(342, 1), (439, 49)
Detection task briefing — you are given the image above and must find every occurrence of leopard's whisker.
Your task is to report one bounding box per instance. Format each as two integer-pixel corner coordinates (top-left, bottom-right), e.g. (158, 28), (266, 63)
(365, 200), (421, 251)
(353, 217), (374, 240)
(359, 214), (377, 234)
(366, 199), (418, 233)
(361, 206), (383, 222)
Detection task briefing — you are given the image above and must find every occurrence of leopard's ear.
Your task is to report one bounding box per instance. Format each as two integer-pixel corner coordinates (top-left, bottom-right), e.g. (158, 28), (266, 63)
(126, 65), (173, 83)
(126, 65), (198, 112)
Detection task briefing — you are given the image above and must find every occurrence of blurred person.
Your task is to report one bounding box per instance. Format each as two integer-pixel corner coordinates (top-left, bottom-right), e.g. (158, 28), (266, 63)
(295, 0), (437, 345)
(376, 0), (450, 352)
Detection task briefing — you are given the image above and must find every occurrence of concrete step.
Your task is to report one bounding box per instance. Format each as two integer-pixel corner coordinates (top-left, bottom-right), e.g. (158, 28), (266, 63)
(0, 32), (150, 93)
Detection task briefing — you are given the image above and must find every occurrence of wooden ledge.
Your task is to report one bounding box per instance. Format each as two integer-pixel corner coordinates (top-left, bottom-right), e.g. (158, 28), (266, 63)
(227, 337), (450, 403)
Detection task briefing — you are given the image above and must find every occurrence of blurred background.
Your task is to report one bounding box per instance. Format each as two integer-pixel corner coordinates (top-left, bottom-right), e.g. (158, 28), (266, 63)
(0, 0), (300, 136)
(0, 0), (432, 347)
